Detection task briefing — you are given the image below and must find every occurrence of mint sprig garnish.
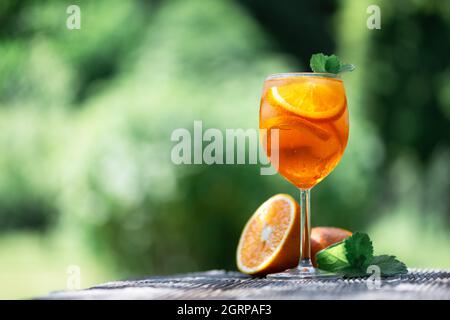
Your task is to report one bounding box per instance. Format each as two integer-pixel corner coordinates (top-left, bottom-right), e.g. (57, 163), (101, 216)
(316, 232), (408, 278)
(310, 53), (355, 75)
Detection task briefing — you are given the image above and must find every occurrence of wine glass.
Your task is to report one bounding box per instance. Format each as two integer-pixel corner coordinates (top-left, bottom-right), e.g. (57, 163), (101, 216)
(259, 72), (349, 278)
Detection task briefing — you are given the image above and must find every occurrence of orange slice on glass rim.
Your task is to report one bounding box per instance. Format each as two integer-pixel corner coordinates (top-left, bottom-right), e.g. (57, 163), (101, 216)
(268, 78), (346, 120)
(236, 194), (299, 275)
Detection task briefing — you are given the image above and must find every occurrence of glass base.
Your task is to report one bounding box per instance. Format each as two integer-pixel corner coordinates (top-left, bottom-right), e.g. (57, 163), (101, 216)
(266, 261), (340, 280)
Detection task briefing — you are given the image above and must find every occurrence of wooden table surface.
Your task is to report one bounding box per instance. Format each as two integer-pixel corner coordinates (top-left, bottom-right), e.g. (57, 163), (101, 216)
(44, 269), (450, 300)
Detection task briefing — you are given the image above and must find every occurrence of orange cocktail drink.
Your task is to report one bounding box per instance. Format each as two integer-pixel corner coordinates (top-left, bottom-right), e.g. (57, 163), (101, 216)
(259, 72), (350, 278)
(260, 73), (348, 189)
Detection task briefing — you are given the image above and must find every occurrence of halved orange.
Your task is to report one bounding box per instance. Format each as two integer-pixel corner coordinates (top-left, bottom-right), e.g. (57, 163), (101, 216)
(267, 77), (346, 120)
(236, 194), (299, 275)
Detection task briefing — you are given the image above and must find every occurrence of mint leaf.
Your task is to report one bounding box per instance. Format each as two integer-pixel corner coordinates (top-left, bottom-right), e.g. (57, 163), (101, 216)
(339, 266), (368, 278)
(324, 55), (341, 74)
(369, 255), (408, 276)
(344, 232), (374, 268)
(315, 231), (408, 278)
(309, 53), (328, 73)
(309, 53), (355, 75)
(316, 241), (349, 272)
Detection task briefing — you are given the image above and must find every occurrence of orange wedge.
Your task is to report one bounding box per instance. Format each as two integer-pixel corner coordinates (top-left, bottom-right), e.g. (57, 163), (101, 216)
(267, 77), (346, 120)
(236, 194), (299, 275)
(260, 115), (331, 141)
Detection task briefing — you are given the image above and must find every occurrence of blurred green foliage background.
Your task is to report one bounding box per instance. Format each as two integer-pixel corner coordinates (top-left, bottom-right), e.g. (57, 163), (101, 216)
(0, 0), (449, 298)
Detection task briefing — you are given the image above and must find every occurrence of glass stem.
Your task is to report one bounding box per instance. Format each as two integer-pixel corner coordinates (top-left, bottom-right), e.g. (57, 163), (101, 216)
(298, 188), (313, 269)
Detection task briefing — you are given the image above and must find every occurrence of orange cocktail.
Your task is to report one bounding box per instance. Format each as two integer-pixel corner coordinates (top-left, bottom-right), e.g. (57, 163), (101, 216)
(260, 73), (348, 189)
(259, 72), (349, 278)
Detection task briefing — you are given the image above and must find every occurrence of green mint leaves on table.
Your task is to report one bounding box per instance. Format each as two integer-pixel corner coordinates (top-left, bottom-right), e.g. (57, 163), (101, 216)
(310, 53), (355, 75)
(316, 232), (408, 278)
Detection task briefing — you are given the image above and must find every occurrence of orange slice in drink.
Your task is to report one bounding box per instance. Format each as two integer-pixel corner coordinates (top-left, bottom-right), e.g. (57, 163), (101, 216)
(236, 194), (299, 275)
(268, 78), (345, 120)
(261, 115), (331, 141)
